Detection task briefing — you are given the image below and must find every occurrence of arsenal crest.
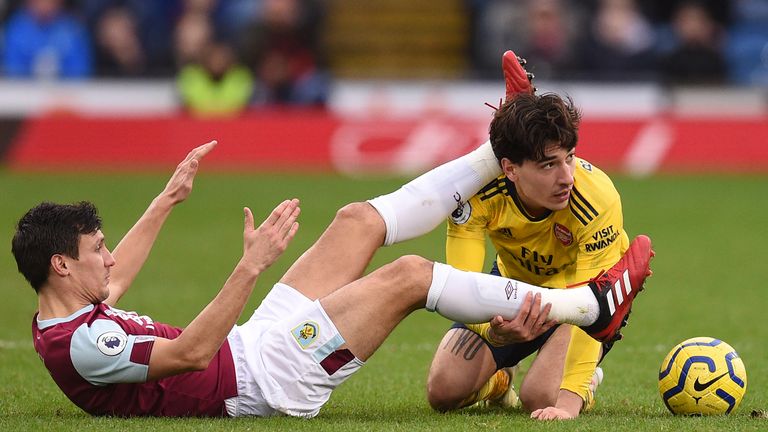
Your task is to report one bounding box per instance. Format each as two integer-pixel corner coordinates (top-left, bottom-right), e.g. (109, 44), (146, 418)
(553, 223), (573, 246)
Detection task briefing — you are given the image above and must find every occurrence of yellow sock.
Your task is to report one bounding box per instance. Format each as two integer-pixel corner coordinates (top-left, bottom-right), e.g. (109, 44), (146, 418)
(460, 369), (510, 407)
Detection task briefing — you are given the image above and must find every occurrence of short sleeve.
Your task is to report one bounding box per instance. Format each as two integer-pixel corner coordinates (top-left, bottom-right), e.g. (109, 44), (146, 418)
(70, 319), (155, 386)
(447, 195), (488, 241)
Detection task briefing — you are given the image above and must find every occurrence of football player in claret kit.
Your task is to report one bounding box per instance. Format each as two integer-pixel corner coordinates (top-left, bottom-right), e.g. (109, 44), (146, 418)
(12, 76), (652, 419)
(427, 52), (641, 420)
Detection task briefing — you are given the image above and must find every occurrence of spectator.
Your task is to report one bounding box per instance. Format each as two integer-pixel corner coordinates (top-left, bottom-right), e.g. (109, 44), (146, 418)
(523, 1), (569, 70)
(660, 1), (727, 85)
(241, 0), (329, 106)
(174, 10), (213, 67)
(466, 0), (586, 80)
(92, 6), (146, 77)
(177, 0), (261, 43)
(574, 0), (658, 80)
(83, 0), (177, 77)
(464, 0), (525, 79)
(2, 0), (92, 79)
(177, 39), (254, 117)
(519, 0), (585, 80)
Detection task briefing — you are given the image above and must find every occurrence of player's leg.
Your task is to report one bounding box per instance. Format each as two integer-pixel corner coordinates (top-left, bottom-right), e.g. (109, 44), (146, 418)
(236, 256), (437, 418)
(318, 255), (557, 363)
(279, 201), (384, 300)
(232, 256), (440, 417)
(426, 258), (551, 412)
(421, 235), (653, 343)
(283, 233), (652, 359)
(252, 246), (644, 417)
(426, 328), (498, 412)
(316, 255), (578, 412)
(320, 256), (599, 361)
(521, 326), (603, 420)
(519, 325), (602, 413)
(519, 325), (572, 411)
(236, 255), (476, 417)
(279, 142), (501, 300)
(317, 255), (434, 359)
(426, 325), (553, 411)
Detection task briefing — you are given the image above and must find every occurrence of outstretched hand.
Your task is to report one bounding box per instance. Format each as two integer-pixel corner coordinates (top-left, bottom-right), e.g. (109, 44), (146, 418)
(161, 140), (218, 204)
(242, 199), (301, 273)
(487, 292), (558, 344)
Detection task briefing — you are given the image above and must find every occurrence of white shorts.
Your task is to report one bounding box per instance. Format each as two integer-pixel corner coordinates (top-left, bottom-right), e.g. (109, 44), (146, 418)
(225, 283), (364, 418)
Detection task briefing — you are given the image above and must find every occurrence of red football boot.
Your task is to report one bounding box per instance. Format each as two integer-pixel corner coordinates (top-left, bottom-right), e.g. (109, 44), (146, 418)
(502, 50), (536, 101)
(583, 235), (655, 343)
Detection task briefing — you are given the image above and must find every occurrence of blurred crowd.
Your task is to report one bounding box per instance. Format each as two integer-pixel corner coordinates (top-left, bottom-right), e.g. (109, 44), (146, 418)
(1, 0), (767, 116)
(468, 0), (768, 86)
(0, 0), (329, 115)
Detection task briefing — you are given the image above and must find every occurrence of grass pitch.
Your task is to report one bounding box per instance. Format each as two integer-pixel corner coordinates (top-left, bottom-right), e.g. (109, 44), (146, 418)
(1, 170), (766, 431)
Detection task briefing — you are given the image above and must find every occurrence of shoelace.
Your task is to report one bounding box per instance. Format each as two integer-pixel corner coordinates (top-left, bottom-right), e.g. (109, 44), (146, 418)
(565, 269), (606, 289)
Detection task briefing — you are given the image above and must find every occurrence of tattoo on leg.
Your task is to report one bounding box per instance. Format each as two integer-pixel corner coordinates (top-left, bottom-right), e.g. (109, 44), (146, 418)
(444, 329), (484, 361)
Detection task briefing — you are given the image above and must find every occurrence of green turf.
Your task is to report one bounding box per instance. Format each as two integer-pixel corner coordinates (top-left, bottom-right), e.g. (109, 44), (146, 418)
(1, 170), (766, 431)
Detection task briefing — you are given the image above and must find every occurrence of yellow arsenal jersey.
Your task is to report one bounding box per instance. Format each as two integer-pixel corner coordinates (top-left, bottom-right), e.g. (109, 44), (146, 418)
(446, 158), (629, 286)
(446, 158), (630, 402)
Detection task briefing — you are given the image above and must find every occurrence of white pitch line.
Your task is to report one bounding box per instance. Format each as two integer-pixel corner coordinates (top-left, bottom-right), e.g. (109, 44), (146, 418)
(624, 117), (674, 177)
(0, 340), (31, 349)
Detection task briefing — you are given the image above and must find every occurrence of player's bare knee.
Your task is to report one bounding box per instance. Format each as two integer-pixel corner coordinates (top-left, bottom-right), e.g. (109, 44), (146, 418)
(391, 254), (430, 272)
(390, 255), (432, 290)
(334, 202), (384, 234)
(427, 392), (460, 412)
(426, 361), (475, 412)
(426, 378), (464, 412)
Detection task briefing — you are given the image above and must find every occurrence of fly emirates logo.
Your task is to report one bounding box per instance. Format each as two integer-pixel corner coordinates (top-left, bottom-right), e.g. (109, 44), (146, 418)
(510, 247), (570, 276)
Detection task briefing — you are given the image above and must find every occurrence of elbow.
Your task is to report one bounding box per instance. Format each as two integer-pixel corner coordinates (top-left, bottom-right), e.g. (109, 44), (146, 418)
(188, 353), (214, 372)
(179, 348), (215, 372)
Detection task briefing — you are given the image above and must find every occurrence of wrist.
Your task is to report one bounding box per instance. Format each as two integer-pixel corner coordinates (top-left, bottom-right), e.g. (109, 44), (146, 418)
(153, 193), (178, 209)
(483, 325), (505, 347)
(237, 257), (265, 279)
(155, 189), (182, 207)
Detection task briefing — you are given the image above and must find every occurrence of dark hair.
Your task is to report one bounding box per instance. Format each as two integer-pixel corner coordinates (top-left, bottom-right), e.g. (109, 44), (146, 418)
(11, 202), (102, 293)
(489, 93), (582, 164)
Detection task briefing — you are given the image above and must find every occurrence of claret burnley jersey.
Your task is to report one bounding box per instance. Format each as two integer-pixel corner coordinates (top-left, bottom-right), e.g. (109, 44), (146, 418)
(447, 158), (629, 288)
(32, 303), (237, 417)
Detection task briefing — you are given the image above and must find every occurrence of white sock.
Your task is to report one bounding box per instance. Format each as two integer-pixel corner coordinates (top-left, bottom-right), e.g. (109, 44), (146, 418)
(368, 141), (500, 246)
(427, 263), (599, 326)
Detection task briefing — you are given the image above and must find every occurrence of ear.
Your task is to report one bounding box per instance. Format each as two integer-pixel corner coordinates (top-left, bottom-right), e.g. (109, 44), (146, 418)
(50, 254), (70, 277)
(500, 158), (519, 182)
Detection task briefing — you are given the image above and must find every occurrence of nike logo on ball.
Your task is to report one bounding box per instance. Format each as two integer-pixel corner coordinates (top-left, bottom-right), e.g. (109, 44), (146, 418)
(693, 372), (728, 392)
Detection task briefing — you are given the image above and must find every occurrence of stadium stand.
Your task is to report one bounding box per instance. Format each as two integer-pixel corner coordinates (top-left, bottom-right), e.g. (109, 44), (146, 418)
(0, 0), (766, 173)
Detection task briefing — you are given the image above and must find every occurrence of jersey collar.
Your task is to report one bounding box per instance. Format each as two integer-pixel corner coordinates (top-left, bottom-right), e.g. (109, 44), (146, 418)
(505, 177), (552, 222)
(36, 304), (95, 329)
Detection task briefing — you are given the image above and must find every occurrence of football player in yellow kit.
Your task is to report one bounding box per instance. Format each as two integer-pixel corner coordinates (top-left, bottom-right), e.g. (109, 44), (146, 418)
(426, 54), (632, 420)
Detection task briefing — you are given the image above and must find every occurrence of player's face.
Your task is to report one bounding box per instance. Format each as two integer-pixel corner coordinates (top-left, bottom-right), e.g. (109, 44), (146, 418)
(502, 143), (576, 217)
(68, 231), (116, 302)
